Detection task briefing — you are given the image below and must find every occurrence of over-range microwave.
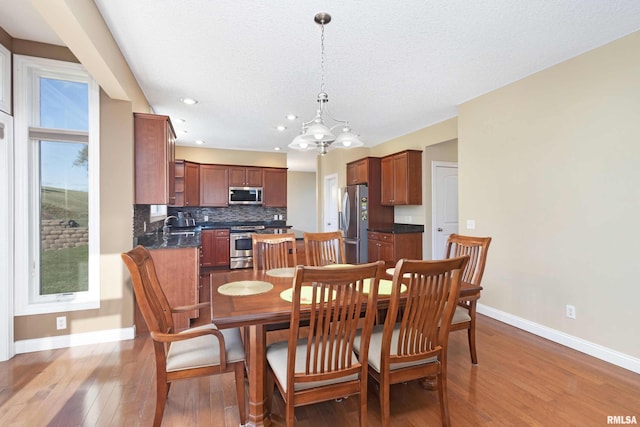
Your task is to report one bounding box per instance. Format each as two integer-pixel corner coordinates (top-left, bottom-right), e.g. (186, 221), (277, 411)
(229, 187), (263, 205)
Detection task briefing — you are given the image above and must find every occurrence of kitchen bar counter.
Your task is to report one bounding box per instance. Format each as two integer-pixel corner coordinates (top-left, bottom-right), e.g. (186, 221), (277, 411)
(134, 230), (201, 249)
(368, 223), (424, 234)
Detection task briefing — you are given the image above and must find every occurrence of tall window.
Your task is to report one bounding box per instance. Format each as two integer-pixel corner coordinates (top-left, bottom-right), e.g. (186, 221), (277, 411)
(14, 55), (100, 315)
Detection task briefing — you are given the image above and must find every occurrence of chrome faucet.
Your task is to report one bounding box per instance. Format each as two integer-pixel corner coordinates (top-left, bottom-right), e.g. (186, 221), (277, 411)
(163, 215), (178, 236)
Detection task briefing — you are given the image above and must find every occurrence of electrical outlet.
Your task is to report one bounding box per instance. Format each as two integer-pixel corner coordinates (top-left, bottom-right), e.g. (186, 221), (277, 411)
(565, 304), (576, 319)
(204, 215), (209, 221)
(466, 219), (475, 230)
(56, 316), (67, 330)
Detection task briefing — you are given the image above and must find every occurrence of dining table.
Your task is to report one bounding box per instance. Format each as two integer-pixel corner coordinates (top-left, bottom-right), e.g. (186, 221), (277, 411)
(209, 266), (482, 427)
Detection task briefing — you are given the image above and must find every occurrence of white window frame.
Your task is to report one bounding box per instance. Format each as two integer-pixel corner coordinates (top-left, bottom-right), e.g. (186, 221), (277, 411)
(14, 54), (100, 315)
(0, 42), (10, 114)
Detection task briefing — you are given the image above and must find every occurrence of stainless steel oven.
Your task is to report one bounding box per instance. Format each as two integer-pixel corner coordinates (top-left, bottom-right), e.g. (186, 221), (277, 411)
(229, 225), (265, 269)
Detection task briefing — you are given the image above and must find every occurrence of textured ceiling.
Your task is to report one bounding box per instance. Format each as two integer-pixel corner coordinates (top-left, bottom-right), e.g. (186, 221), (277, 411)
(2, 1), (640, 171)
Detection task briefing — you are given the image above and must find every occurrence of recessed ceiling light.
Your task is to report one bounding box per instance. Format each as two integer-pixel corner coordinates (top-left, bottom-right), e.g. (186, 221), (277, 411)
(195, 140), (204, 145)
(276, 125), (287, 131)
(286, 114), (298, 121)
(179, 97), (198, 105)
(274, 147), (281, 151)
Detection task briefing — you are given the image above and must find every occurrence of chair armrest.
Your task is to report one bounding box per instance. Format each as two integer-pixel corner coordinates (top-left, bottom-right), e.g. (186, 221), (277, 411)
(151, 327), (228, 369)
(171, 301), (211, 313)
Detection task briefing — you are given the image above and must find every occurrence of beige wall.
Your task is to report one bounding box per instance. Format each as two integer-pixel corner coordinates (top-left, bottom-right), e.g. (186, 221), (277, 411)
(458, 32), (640, 357)
(287, 171), (317, 232)
(15, 89), (135, 340)
(176, 146), (286, 168)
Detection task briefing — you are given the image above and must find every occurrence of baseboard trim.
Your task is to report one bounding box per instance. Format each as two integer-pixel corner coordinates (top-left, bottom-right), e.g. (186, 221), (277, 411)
(477, 304), (640, 374)
(15, 326), (136, 354)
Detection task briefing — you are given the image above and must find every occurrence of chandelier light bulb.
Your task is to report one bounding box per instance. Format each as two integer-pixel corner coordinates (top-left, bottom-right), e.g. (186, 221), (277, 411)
(299, 142), (308, 149)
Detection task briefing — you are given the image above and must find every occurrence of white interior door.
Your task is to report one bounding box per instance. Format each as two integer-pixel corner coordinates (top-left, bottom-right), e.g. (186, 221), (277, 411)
(323, 174), (339, 232)
(432, 162), (458, 259)
(0, 111), (14, 361)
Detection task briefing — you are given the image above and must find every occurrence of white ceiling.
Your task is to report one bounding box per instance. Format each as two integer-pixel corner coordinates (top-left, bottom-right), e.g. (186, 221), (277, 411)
(2, 1), (640, 171)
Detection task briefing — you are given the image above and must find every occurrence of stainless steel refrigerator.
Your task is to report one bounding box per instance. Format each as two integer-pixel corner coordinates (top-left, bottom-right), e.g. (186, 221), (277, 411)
(340, 184), (369, 264)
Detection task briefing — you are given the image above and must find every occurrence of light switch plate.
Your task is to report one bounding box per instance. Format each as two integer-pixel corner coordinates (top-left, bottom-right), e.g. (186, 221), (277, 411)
(466, 219), (476, 229)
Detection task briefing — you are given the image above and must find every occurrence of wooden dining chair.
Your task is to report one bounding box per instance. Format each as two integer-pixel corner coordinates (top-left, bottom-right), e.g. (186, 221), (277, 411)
(121, 245), (246, 427)
(252, 232), (298, 271)
(445, 234), (492, 365)
(265, 261), (385, 427)
(303, 230), (346, 266)
(354, 256), (469, 427)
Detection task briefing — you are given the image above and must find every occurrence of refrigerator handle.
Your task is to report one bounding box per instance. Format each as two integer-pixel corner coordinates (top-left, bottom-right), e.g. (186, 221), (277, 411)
(342, 191), (350, 231)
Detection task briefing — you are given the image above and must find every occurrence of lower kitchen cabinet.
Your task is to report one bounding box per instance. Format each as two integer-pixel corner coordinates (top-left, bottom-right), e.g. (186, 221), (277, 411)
(147, 247), (199, 331)
(200, 229), (231, 267)
(368, 231), (423, 268)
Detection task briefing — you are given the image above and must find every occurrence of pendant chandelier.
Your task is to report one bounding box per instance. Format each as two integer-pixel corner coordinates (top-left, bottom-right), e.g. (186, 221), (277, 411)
(288, 12), (363, 156)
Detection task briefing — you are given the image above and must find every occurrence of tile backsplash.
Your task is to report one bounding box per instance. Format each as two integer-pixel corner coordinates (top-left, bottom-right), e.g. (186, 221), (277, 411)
(133, 205), (287, 235)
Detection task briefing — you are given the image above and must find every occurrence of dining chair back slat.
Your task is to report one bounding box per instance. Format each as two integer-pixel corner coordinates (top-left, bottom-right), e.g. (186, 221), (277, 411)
(303, 231), (346, 266)
(252, 233), (297, 271)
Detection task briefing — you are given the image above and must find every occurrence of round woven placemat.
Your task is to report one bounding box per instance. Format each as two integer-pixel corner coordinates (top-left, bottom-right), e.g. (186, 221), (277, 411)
(280, 286), (336, 304)
(266, 267), (296, 278)
(218, 280), (273, 296)
(362, 278), (406, 295)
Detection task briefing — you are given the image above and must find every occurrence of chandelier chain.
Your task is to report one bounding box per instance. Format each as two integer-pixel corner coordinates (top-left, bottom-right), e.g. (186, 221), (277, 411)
(320, 22), (326, 95)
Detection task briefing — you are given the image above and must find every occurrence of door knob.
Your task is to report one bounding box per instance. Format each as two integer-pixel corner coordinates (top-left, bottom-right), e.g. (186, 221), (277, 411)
(437, 228), (443, 232)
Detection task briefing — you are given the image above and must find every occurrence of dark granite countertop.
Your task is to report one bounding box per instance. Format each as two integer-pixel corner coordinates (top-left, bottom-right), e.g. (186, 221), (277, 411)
(134, 230), (201, 249)
(367, 223), (424, 234)
(197, 220), (288, 230)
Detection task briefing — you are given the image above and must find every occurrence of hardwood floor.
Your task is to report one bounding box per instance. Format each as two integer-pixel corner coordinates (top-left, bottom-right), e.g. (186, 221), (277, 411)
(1, 315), (638, 426)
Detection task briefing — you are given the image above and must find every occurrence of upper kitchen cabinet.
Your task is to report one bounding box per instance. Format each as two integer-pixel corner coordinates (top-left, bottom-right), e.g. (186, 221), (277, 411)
(380, 150), (422, 205)
(173, 160), (200, 207)
(262, 168), (287, 207)
(229, 166), (263, 187)
(200, 164), (229, 206)
(346, 157), (370, 185)
(134, 113), (176, 205)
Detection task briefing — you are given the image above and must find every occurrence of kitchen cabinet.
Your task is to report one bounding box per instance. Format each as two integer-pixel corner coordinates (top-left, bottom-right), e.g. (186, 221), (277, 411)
(262, 168), (287, 207)
(346, 158), (370, 185)
(380, 150), (422, 205)
(200, 229), (230, 267)
(134, 113), (176, 205)
(173, 160), (200, 207)
(148, 247), (199, 331)
(200, 164), (229, 206)
(368, 231), (423, 268)
(229, 166), (263, 187)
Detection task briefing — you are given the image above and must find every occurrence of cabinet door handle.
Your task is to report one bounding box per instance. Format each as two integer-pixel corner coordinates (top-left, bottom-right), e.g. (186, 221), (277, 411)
(437, 228), (443, 232)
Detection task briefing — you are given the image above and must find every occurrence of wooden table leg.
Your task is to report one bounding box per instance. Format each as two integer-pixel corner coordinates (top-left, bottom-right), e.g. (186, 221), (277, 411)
(246, 324), (271, 427)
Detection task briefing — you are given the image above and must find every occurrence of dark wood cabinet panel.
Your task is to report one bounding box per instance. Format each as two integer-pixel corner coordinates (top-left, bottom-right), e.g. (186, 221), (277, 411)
(229, 166), (263, 187)
(184, 161), (200, 206)
(262, 168), (287, 207)
(346, 158), (369, 185)
(148, 247), (199, 331)
(380, 150), (422, 206)
(200, 165), (229, 206)
(368, 231), (423, 268)
(200, 229), (230, 267)
(134, 113), (176, 205)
